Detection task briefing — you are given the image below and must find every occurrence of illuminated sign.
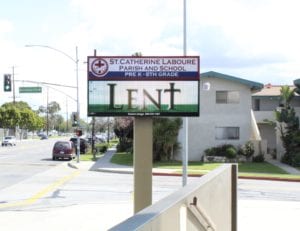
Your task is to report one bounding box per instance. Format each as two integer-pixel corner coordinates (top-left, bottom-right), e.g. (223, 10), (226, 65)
(87, 56), (200, 117)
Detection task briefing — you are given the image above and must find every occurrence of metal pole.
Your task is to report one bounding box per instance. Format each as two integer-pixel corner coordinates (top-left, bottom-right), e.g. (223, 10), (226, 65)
(182, 0), (188, 186)
(25, 44), (80, 155)
(183, 0), (187, 55)
(107, 117), (110, 144)
(12, 66), (16, 104)
(75, 46), (80, 163)
(92, 117), (95, 159)
(12, 66), (16, 137)
(66, 96), (69, 132)
(46, 86), (49, 136)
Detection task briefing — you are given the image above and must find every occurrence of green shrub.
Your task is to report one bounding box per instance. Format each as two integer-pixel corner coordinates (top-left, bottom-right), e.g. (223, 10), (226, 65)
(244, 141), (255, 159)
(95, 143), (108, 153)
(225, 147), (237, 159)
(100, 145), (108, 153)
(117, 141), (132, 152)
(126, 146), (133, 154)
(253, 154), (265, 162)
(205, 144), (236, 157)
(237, 145), (245, 156)
(292, 153), (300, 167)
(204, 147), (218, 156)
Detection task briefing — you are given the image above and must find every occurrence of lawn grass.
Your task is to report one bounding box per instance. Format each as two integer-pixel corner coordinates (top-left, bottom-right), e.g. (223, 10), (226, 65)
(110, 152), (133, 166)
(110, 152), (300, 180)
(108, 139), (119, 147)
(79, 140), (119, 161)
(79, 152), (103, 161)
(238, 162), (287, 174)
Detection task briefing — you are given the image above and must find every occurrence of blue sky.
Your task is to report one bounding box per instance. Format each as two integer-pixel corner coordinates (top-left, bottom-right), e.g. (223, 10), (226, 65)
(1, 0), (300, 119)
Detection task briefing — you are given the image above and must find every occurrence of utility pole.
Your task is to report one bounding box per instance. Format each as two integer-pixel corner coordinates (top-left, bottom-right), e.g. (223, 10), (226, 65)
(92, 117), (95, 159)
(46, 86), (49, 136)
(12, 66), (16, 104)
(182, 0), (188, 187)
(66, 96), (69, 132)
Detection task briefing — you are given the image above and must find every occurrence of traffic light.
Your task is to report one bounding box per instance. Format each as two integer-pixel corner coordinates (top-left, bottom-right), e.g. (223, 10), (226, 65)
(71, 112), (78, 127)
(3, 74), (12, 92)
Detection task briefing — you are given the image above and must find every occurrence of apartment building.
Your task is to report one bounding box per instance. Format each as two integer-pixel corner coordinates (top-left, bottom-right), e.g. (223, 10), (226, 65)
(252, 83), (300, 159)
(177, 71), (263, 161)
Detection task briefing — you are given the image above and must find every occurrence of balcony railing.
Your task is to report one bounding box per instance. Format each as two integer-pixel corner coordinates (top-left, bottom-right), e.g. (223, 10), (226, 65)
(253, 110), (275, 123)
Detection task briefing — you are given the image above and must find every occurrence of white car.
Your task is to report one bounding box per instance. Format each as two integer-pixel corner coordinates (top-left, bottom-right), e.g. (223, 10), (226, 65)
(2, 136), (17, 146)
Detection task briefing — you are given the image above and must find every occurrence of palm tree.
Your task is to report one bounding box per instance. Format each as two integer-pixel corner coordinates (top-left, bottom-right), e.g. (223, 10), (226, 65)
(275, 85), (299, 165)
(279, 85), (295, 109)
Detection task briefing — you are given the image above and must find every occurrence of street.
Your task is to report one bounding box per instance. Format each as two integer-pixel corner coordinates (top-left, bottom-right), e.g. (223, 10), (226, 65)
(0, 138), (61, 189)
(0, 139), (299, 230)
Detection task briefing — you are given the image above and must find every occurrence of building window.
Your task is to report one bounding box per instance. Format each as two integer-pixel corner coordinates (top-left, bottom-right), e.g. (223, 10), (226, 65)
(215, 127), (240, 140)
(216, 91), (239, 104)
(253, 98), (260, 111)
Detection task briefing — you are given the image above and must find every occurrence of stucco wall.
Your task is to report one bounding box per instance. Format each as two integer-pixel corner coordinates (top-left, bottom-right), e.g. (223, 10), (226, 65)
(253, 96), (300, 111)
(253, 97), (279, 111)
(177, 77), (253, 161)
(258, 123), (276, 151)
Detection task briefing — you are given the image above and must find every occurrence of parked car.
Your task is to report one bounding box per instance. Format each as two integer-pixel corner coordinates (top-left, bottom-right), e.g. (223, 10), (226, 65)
(70, 137), (88, 154)
(2, 136), (17, 146)
(52, 141), (76, 160)
(40, 134), (48, 140)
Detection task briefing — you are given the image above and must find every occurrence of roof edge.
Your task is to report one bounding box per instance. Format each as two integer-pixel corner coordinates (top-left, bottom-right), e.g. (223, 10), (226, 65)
(201, 71), (264, 91)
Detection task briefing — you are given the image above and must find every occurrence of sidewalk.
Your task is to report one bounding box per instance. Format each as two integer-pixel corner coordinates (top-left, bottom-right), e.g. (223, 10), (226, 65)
(69, 147), (177, 175)
(69, 147), (300, 179)
(90, 148), (133, 174)
(265, 154), (300, 175)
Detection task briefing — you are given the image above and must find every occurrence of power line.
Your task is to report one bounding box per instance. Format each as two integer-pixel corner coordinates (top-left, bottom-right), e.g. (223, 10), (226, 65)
(14, 79), (76, 89)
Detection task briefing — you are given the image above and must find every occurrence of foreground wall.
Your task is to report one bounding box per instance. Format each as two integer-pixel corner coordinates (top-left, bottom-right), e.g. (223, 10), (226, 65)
(110, 164), (237, 231)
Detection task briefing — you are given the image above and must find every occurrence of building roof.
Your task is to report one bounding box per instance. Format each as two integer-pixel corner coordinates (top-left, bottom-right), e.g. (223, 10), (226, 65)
(252, 83), (298, 97)
(201, 71), (264, 91)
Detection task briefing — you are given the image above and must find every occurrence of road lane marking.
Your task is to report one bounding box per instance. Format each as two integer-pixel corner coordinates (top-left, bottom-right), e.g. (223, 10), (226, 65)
(0, 170), (81, 209)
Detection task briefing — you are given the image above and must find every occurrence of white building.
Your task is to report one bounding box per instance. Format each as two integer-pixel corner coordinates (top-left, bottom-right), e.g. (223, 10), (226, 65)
(177, 71), (263, 161)
(252, 83), (300, 160)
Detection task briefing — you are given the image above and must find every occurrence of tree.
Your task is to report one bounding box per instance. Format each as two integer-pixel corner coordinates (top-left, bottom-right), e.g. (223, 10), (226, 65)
(38, 101), (61, 131)
(0, 105), (20, 129)
(279, 85), (295, 109)
(275, 86), (300, 165)
(2, 101), (31, 110)
(52, 114), (64, 131)
(0, 101), (44, 137)
(114, 117), (133, 152)
(93, 117), (110, 133)
(18, 108), (44, 138)
(153, 118), (182, 161)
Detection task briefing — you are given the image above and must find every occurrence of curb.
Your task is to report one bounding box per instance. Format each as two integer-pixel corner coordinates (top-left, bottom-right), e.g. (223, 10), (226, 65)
(238, 175), (300, 182)
(67, 163), (300, 182)
(94, 168), (133, 175)
(67, 162), (78, 169)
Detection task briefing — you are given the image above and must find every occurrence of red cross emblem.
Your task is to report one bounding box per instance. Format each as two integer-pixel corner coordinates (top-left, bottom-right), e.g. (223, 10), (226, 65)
(91, 58), (109, 77)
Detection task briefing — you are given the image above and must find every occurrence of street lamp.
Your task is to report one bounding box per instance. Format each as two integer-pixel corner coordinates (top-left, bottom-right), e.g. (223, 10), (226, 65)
(182, 0), (188, 186)
(25, 44), (81, 162)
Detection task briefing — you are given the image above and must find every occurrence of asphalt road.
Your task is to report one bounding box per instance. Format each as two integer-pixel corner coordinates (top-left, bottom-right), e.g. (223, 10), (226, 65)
(0, 138), (299, 230)
(0, 138), (61, 189)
